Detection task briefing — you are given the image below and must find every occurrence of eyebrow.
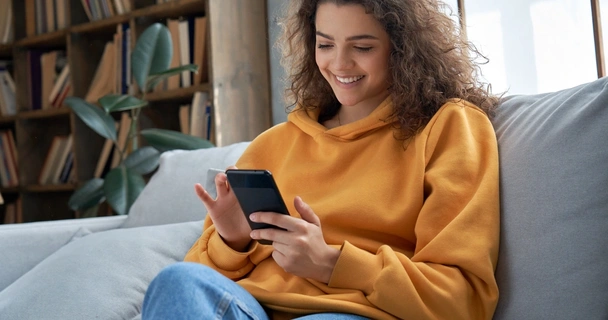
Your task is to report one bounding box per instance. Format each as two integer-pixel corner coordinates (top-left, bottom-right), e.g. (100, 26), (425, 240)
(315, 31), (379, 41)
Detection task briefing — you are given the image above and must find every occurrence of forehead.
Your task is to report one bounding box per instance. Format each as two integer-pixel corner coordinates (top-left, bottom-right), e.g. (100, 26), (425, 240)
(314, 3), (386, 37)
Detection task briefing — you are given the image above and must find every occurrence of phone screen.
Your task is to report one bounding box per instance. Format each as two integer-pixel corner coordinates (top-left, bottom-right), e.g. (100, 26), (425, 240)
(225, 169), (290, 244)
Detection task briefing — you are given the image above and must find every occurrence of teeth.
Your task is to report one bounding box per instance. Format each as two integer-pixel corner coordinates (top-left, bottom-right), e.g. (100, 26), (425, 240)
(336, 75), (364, 84)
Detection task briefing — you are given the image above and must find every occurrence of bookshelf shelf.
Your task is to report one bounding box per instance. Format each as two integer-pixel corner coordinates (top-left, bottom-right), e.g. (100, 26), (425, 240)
(71, 15), (132, 34)
(133, 0), (206, 20)
(0, 187), (20, 193)
(146, 83), (211, 103)
(24, 184), (76, 193)
(18, 108), (71, 120)
(1, 0), (271, 224)
(0, 116), (17, 124)
(14, 30), (69, 48)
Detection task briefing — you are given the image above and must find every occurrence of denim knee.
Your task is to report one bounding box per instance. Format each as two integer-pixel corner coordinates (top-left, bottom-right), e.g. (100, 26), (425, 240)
(153, 262), (204, 286)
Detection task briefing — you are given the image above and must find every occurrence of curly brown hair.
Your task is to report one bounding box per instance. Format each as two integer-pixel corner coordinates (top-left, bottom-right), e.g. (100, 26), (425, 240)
(277, 0), (500, 140)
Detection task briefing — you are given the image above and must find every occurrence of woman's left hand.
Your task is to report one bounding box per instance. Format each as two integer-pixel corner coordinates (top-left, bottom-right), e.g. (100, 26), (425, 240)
(249, 196), (341, 284)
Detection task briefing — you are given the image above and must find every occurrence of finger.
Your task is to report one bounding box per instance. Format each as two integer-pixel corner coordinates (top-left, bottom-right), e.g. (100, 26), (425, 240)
(215, 172), (230, 196)
(250, 211), (296, 230)
(251, 227), (288, 245)
(225, 165), (238, 170)
(194, 183), (214, 208)
(294, 196), (321, 227)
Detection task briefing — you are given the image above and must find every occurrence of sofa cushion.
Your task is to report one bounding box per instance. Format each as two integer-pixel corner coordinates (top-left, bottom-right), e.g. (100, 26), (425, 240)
(0, 220), (204, 320)
(122, 142), (250, 228)
(491, 77), (608, 319)
(0, 215), (125, 291)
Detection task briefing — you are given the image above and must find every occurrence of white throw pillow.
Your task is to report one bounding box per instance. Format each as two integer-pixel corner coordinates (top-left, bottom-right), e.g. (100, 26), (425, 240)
(122, 142), (250, 228)
(0, 220), (204, 320)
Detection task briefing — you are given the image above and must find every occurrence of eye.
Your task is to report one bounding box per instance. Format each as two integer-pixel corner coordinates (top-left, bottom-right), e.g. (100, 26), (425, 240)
(355, 46), (373, 52)
(317, 44), (333, 50)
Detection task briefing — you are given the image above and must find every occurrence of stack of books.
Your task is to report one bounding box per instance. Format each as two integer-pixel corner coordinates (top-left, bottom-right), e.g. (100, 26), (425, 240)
(24, 0), (69, 36)
(79, 0), (132, 22)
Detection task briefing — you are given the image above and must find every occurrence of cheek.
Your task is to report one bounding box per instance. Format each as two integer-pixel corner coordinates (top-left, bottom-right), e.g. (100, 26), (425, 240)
(315, 51), (327, 69)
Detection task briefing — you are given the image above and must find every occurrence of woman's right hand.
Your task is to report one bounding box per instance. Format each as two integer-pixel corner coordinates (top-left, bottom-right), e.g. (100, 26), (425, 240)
(194, 166), (252, 252)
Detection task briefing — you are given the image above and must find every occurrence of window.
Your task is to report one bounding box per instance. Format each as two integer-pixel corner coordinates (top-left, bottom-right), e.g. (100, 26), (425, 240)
(460, 0), (599, 95)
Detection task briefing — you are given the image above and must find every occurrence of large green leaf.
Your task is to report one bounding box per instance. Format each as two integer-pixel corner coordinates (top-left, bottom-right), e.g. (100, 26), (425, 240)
(122, 146), (160, 175)
(141, 128), (214, 152)
(104, 166), (146, 215)
(68, 178), (106, 211)
(132, 23), (173, 92)
(98, 94), (148, 113)
(146, 64), (198, 92)
(65, 97), (117, 141)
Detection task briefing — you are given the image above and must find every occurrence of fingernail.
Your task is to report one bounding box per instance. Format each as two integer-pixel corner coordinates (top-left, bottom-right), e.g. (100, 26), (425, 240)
(250, 231), (257, 239)
(250, 213), (257, 221)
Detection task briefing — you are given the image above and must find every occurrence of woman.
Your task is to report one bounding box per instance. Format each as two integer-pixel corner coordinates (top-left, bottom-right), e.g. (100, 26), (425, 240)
(142, 0), (500, 319)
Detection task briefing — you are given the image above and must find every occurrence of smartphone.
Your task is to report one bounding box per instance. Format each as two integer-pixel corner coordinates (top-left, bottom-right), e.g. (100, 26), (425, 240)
(225, 169), (290, 245)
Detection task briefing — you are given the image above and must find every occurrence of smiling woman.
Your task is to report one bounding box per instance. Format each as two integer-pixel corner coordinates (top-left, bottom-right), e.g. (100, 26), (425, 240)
(142, 1), (501, 319)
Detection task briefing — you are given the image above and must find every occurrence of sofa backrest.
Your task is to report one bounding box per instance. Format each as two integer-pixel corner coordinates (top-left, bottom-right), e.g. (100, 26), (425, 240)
(491, 77), (608, 319)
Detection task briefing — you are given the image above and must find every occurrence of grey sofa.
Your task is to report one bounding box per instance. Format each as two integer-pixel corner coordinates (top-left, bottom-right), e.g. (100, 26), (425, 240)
(0, 77), (607, 320)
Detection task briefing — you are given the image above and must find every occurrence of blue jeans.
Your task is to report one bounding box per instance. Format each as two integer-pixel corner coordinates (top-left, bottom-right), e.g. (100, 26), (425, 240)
(142, 262), (368, 320)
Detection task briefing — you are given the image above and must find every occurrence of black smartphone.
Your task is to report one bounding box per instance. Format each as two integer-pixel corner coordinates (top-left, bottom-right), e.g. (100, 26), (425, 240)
(225, 169), (290, 245)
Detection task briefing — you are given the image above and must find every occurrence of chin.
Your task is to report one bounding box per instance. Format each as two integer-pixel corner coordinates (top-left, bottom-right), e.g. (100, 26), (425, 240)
(335, 96), (361, 107)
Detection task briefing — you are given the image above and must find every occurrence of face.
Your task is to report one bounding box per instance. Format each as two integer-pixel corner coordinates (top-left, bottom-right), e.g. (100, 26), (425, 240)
(315, 2), (391, 114)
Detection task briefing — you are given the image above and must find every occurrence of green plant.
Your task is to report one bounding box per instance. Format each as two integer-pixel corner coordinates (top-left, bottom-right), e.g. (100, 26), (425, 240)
(65, 23), (213, 215)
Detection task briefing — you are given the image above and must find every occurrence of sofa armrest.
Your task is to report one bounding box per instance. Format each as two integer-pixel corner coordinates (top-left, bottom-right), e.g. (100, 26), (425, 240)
(0, 216), (127, 291)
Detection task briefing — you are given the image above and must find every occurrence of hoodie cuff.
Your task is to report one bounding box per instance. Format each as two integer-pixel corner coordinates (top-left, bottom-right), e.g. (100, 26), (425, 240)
(207, 231), (255, 272)
(328, 241), (383, 295)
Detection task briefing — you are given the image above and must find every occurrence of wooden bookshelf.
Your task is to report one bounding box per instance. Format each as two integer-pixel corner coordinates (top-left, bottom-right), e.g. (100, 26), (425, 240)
(0, 0), (272, 224)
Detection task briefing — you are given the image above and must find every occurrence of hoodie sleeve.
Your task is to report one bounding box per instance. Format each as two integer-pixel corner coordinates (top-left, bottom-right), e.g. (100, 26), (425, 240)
(328, 103), (500, 320)
(183, 140), (276, 279)
(183, 216), (273, 280)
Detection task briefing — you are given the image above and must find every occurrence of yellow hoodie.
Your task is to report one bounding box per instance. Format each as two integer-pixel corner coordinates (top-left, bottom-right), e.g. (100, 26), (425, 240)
(185, 98), (500, 320)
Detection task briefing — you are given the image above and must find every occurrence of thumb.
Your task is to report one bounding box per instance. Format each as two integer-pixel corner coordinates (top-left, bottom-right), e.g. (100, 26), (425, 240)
(294, 196), (320, 227)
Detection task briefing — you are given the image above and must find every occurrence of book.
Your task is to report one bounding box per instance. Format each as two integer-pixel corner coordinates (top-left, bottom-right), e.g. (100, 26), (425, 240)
(0, 136), (10, 187)
(0, 1), (13, 44)
(49, 65), (71, 108)
(0, 70), (16, 116)
(193, 16), (208, 85)
(166, 18), (182, 90)
(51, 134), (73, 184)
(40, 51), (59, 109)
(4, 130), (18, 184)
(45, 0), (56, 33)
(0, 131), (18, 186)
(111, 112), (132, 168)
(85, 41), (116, 102)
(55, 0), (67, 30)
(94, 122), (119, 178)
(38, 136), (63, 185)
(27, 50), (44, 110)
(178, 19), (191, 88)
(25, 0), (37, 36)
(80, 0), (93, 21)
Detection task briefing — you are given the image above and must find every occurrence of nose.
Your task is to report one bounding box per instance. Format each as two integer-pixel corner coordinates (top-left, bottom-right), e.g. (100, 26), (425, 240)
(331, 48), (354, 71)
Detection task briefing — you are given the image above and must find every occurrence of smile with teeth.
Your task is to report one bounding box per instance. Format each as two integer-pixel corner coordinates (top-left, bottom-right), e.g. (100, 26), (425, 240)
(336, 75), (364, 84)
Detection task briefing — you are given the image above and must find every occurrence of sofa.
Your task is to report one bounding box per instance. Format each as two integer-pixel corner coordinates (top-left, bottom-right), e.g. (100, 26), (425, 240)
(0, 77), (607, 320)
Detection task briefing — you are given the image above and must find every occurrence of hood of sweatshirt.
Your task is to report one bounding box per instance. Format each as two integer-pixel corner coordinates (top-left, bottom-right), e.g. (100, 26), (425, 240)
(288, 96), (395, 141)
